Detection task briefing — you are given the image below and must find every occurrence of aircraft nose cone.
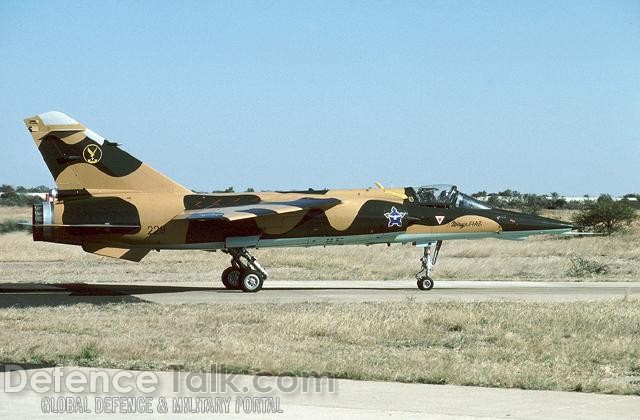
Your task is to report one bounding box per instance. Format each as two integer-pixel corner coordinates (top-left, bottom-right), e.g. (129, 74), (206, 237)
(524, 216), (573, 229)
(523, 215), (573, 231)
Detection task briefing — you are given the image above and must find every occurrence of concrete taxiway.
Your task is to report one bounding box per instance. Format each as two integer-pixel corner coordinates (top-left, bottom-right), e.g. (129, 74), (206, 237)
(0, 280), (637, 307)
(0, 367), (638, 419)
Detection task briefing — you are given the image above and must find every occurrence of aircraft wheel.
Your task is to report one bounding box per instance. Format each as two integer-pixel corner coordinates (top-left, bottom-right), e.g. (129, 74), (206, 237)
(417, 277), (434, 291)
(221, 267), (243, 290)
(241, 270), (264, 293)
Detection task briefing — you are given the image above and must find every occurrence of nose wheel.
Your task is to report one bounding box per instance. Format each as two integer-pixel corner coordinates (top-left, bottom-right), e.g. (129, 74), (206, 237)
(417, 276), (434, 290)
(221, 248), (268, 292)
(415, 241), (442, 291)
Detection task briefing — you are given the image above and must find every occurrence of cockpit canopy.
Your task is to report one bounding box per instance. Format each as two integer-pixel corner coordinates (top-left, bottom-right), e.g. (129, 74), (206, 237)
(413, 184), (491, 209)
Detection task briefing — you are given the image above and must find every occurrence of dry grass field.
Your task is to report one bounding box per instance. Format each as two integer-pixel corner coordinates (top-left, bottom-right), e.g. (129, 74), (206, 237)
(0, 207), (30, 219)
(0, 207), (638, 283)
(0, 300), (638, 395)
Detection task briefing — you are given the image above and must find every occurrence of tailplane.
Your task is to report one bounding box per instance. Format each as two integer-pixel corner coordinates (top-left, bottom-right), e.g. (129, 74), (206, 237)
(24, 111), (190, 195)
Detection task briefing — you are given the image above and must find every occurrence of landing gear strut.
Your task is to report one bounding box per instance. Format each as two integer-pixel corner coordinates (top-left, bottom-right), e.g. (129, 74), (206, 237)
(415, 241), (442, 290)
(221, 248), (269, 292)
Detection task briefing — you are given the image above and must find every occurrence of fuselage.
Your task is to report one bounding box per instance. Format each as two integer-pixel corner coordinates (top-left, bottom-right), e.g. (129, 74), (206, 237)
(33, 185), (573, 251)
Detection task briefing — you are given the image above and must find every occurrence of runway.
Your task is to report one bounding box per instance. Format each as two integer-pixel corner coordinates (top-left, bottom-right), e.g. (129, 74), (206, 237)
(0, 280), (638, 307)
(1, 367), (638, 419)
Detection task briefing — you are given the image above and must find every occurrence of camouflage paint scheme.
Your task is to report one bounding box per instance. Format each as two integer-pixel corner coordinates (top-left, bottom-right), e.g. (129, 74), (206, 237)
(24, 112), (573, 267)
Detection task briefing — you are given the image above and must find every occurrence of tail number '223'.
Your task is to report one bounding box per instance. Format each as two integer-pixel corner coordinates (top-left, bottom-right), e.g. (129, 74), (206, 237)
(147, 226), (166, 236)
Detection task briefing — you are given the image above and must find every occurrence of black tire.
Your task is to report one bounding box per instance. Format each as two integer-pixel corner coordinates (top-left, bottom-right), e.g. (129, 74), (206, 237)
(417, 277), (434, 291)
(241, 270), (264, 293)
(221, 267), (243, 289)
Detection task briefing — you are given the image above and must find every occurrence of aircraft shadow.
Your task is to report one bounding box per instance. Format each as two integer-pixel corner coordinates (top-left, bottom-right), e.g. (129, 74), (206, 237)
(0, 283), (218, 308)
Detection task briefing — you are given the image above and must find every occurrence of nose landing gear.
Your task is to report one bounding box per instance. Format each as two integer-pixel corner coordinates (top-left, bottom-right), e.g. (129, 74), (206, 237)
(415, 241), (442, 290)
(221, 248), (269, 292)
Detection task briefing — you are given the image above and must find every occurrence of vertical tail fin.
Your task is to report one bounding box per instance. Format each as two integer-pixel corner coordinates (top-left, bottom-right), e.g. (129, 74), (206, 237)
(24, 111), (190, 195)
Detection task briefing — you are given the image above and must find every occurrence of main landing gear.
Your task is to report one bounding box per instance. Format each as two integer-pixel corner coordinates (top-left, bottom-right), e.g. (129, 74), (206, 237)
(415, 241), (442, 291)
(221, 248), (269, 293)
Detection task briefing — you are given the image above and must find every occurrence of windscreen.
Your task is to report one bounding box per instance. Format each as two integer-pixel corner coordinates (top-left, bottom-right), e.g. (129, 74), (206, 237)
(455, 193), (492, 209)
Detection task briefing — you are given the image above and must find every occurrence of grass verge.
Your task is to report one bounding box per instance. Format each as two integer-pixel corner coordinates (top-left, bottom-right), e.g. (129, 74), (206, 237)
(0, 300), (638, 395)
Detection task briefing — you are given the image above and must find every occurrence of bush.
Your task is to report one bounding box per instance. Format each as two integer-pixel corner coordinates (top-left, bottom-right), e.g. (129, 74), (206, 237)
(0, 192), (43, 207)
(0, 220), (30, 234)
(566, 256), (610, 277)
(573, 195), (638, 235)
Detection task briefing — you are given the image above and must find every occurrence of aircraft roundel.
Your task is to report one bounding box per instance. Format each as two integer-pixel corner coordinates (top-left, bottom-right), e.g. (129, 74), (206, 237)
(83, 145), (102, 164)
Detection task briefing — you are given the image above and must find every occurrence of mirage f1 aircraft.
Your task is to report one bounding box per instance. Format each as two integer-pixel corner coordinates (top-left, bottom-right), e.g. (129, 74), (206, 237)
(24, 112), (574, 292)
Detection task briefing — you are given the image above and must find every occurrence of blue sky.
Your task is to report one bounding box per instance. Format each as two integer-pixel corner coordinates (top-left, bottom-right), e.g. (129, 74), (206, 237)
(1, 1), (638, 195)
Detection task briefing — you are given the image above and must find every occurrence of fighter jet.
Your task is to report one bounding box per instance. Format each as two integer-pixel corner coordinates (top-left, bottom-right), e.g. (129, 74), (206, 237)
(24, 112), (574, 292)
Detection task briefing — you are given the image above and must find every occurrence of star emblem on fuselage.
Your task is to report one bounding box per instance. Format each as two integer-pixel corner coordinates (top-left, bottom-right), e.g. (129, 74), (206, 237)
(384, 206), (407, 228)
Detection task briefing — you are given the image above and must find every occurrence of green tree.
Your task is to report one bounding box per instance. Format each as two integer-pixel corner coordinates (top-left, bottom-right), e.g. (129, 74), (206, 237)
(622, 193), (640, 209)
(0, 192), (43, 206)
(28, 185), (51, 193)
(518, 194), (545, 215)
(573, 195), (637, 235)
(487, 194), (502, 208)
(548, 192), (567, 209)
(210, 187), (235, 193)
(471, 190), (487, 198)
